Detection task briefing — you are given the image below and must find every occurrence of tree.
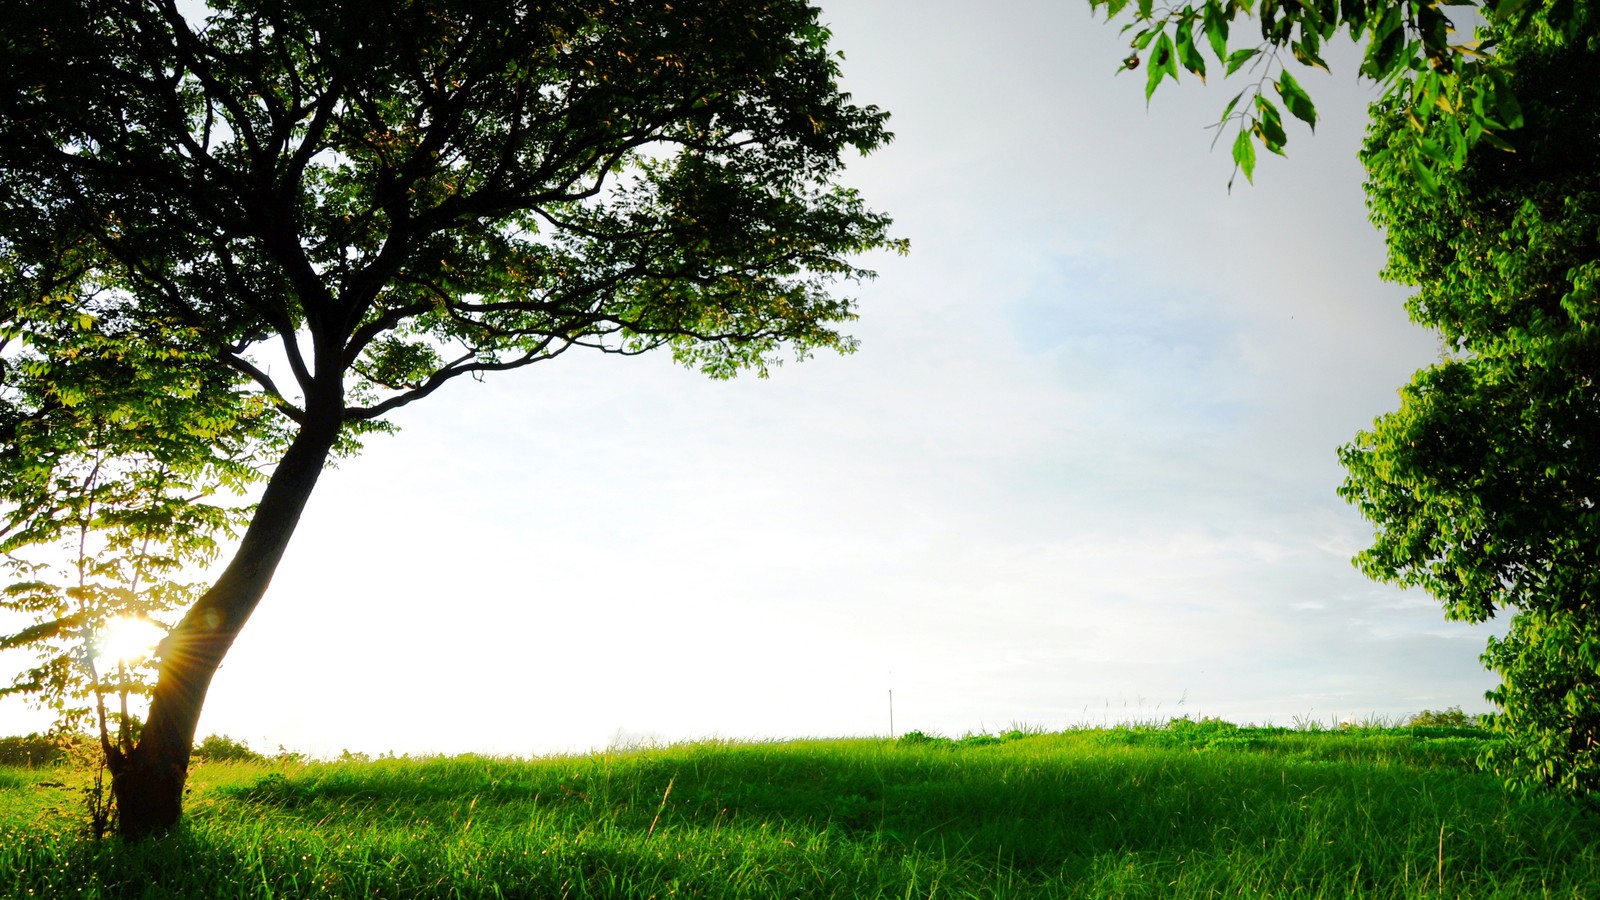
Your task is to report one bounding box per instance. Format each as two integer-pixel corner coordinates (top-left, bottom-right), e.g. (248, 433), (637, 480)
(0, 0), (902, 838)
(0, 246), (285, 835)
(0, 317), (258, 727)
(1086, 0), (1591, 188)
(1340, 19), (1600, 800)
(0, 307), (276, 832)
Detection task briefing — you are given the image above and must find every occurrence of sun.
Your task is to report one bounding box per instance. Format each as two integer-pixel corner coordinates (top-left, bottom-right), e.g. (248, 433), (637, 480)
(95, 616), (168, 666)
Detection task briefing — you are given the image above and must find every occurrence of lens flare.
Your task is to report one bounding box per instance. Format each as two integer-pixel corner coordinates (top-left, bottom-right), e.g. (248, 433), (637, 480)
(96, 616), (167, 666)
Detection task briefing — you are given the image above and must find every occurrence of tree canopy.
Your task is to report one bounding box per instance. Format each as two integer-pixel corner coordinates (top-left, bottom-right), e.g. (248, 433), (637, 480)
(0, 0), (901, 837)
(1340, 22), (1600, 799)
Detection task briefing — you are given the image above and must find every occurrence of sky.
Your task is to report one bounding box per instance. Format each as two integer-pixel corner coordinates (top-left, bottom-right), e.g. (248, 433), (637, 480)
(1, 0), (1503, 757)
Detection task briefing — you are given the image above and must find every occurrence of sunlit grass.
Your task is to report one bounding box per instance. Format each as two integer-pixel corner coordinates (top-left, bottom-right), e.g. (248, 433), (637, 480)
(3, 723), (1597, 898)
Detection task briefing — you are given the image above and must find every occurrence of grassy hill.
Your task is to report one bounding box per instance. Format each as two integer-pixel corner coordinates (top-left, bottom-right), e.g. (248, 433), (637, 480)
(3, 720), (1597, 898)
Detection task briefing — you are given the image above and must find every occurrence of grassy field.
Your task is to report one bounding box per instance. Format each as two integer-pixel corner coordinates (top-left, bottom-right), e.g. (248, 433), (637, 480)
(2, 720), (1598, 898)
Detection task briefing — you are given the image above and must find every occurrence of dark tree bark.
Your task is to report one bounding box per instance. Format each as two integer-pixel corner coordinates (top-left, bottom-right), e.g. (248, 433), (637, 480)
(109, 400), (344, 839)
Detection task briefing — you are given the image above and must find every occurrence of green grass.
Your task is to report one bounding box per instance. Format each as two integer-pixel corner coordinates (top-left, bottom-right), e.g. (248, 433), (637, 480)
(2, 722), (1597, 898)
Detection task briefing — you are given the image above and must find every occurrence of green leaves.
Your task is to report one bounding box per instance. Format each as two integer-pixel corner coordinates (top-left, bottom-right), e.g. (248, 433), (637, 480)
(1224, 48), (1259, 76)
(1145, 32), (1180, 99)
(1175, 23), (1208, 81)
(0, 298), (280, 739)
(1409, 152), (1441, 195)
(1254, 95), (1288, 154)
(1128, 6), (1225, 98)
(1348, 25), (1600, 801)
(1232, 126), (1258, 183)
(1091, 0), (1528, 190)
(1275, 70), (1317, 130)
(1204, 1), (1231, 60)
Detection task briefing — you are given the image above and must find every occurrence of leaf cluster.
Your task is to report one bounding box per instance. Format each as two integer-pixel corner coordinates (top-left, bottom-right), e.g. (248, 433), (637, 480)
(1479, 612), (1600, 800)
(1087, 0), (1582, 189)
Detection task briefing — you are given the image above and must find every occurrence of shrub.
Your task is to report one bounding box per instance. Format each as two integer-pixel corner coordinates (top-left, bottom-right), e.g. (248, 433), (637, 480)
(193, 734), (266, 763)
(1405, 707), (1477, 729)
(895, 731), (954, 749)
(0, 732), (94, 768)
(0, 734), (66, 768)
(1167, 716), (1240, 740)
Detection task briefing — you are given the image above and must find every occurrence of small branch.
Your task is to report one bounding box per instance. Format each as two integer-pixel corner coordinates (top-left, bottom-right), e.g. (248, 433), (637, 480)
(345, 338), (575, 419)
(220, 352), (305, 424)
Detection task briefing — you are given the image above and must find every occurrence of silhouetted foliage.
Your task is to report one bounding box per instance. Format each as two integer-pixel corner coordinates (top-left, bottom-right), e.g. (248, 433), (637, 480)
(0, 0), (900, 837)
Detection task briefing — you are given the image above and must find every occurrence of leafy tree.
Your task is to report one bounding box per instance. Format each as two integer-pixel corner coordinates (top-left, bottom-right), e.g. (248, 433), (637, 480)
(1339, 20), (1600, 800)
(1084, 0), (1595, 187)
(0, 271), (284, 835)
(0, 0), (901, 838)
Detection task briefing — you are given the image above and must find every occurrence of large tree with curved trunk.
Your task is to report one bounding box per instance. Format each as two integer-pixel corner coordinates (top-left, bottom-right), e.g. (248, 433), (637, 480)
(0, 0), (901, 838)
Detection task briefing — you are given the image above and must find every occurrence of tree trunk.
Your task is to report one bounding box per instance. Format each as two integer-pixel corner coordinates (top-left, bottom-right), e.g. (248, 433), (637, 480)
(111, 407), (343, 840)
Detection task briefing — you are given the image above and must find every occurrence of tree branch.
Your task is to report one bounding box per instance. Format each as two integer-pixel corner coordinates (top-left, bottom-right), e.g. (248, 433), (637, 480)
(344, 337), (573, 419)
